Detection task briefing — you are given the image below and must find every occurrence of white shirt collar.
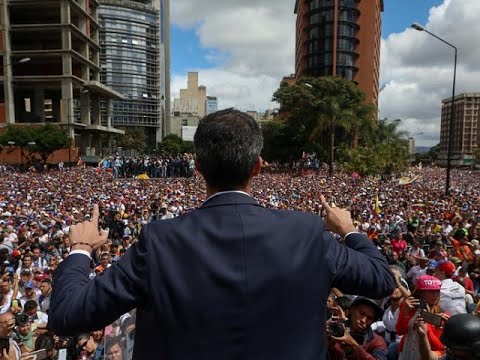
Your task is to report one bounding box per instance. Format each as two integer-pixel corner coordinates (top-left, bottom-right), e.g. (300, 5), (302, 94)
(205, 190), (251, 203)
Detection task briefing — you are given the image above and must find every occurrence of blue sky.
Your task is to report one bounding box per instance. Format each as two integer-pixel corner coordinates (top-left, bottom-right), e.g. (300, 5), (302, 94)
(171, 0), (444, 77)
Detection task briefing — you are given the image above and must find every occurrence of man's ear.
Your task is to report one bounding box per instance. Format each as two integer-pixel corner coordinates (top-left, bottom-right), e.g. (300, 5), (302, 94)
(194, 159), (202, 176)
(252, 156), (263, 177)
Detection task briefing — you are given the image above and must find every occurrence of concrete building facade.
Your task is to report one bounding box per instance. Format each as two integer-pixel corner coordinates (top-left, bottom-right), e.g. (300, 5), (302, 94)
(0, 0), (124, 159)
(173, 72), (207, 118)
(439, 93), (480, 166)
(169, 111), (199, 140)
(98, 0), (170, 149)
(294, 0), (383, 105)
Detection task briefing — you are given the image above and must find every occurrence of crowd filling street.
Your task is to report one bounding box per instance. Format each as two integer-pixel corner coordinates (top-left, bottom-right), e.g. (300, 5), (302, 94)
(0, 162), (480, 359)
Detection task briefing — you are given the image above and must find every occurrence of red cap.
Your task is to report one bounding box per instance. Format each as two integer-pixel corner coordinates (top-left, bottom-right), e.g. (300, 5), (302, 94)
(416, 275), (442, 291)
(438, 261), (456, 276)
(12, 249), (21, 258)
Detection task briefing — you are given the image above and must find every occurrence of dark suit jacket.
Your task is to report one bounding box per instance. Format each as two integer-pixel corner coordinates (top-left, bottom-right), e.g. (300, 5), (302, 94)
(50, 192), (395, 359)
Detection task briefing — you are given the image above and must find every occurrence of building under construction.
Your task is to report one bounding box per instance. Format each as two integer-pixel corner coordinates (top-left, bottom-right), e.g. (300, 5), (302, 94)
(0, 0), (124, 161)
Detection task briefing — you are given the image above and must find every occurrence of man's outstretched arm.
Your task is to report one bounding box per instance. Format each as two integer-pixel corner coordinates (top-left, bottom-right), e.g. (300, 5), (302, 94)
(49, 205), (149, 335)
(320, 197), (396, 298)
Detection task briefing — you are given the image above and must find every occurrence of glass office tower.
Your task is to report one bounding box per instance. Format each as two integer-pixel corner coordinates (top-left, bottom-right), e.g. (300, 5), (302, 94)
(99, 0), (164, 149)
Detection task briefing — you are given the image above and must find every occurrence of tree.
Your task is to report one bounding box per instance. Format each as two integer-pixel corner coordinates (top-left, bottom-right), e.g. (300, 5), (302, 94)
(271, 76), (372, 170)
(158, 134), (182, 155)
(114, 127), (147, 154)
(0, 124), (69, 167)
(261, 118), (305, 163)
(337, 118), (410, 176)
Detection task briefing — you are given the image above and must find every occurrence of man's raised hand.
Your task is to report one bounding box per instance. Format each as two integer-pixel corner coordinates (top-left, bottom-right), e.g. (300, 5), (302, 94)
(320, 196), (357, 237)
(69, 204), (109, 252)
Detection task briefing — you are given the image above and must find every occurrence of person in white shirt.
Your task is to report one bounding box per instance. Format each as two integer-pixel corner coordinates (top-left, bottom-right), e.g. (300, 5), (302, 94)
(407, 257), (429, 286)
(435, 261), (467, 315)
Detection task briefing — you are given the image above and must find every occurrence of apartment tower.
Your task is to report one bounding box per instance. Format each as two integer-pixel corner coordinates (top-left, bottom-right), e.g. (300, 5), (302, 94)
(440, 93), (480, 166)
(294, 0), (383, 105)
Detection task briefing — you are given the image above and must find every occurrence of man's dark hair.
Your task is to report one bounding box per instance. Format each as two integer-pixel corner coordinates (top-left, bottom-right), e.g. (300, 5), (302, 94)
(194, 109), (263, 190)
(24, 300), (38, 311)
(41, 278), (52, 285)
(335, 296), (353, 311)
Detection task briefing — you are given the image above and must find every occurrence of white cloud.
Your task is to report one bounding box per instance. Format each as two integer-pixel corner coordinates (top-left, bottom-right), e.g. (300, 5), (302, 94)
(171, 0), (480, 147)
(170, 0), (295, 112)
(379, 0), (480, 146)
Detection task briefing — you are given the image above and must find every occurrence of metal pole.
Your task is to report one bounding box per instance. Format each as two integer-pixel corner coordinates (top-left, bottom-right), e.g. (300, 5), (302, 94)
(418, 28), (457, 196)
(445, 48), (457, 196)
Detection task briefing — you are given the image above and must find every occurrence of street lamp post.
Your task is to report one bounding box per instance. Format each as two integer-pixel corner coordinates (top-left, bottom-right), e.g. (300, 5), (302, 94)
(411, 22), (457, 196)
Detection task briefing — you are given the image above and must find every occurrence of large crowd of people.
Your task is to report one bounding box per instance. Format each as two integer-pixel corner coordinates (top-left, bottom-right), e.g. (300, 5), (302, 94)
(0, 163), (480, 359)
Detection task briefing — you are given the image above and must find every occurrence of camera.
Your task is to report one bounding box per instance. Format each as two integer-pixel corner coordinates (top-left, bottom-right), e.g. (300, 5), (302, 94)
(15, 313), (29, 326)
(328, 322), (345, 337)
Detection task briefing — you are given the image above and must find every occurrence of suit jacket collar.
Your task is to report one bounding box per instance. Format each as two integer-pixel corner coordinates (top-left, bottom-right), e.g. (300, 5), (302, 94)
(200, 191), (261, 209)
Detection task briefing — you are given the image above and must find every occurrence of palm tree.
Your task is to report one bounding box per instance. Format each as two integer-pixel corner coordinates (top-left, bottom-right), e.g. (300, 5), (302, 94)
(348, 103), (377, 148)
(309, 95), (352, 176)
(365, 118), (407, 147)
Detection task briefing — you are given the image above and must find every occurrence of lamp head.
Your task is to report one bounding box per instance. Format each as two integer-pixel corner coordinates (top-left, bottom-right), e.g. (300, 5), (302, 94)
(411, 23), (425, 31)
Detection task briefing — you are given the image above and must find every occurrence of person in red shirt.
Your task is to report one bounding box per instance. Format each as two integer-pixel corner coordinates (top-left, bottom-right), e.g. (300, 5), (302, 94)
(396, 275), (447, 359)
(391, 233), (407, 255)
(453, 267), (475, 297)
(450, 229), (473, 262)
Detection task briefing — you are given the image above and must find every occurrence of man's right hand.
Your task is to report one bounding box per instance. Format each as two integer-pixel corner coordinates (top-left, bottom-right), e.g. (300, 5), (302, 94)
(320, 196), (357, 237)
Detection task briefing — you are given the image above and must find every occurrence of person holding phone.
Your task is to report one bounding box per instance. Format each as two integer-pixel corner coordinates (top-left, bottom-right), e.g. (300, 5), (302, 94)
(396, 275), (448, 360)
(0, 312), (21, 360)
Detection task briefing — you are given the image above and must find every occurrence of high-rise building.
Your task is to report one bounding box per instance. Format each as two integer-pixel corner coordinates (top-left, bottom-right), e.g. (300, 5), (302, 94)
(294, 0), (383, 105)
(0, 0), (124, 160)
(206, 96), (218, 115)
(172, 72), (207, 117)
(98, 0), (170, 149)
(439, 93), (480, 166)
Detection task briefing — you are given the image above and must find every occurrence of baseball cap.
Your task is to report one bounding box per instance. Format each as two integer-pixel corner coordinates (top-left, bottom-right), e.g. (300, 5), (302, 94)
(349, 297), (383, 321)
(24, 280), (35, 289)
(450, 257), (462, 264)
(438, 261), (456, 276)
(415, 275), (442, 291)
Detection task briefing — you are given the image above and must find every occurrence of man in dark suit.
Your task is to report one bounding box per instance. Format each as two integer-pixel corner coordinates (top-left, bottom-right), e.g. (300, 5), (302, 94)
(50, 109), (395, 359)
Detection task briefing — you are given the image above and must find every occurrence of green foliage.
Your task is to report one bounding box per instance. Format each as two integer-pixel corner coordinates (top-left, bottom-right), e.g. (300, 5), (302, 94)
(269, 76), (377, 167)
(337, 118), (410, 176)
(0, 124), (69, 166)
(114, 127), (147, 154)
(261, 118), (307, 162)
(412, 143), (442, 165)
(157, 134), (193, 155)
